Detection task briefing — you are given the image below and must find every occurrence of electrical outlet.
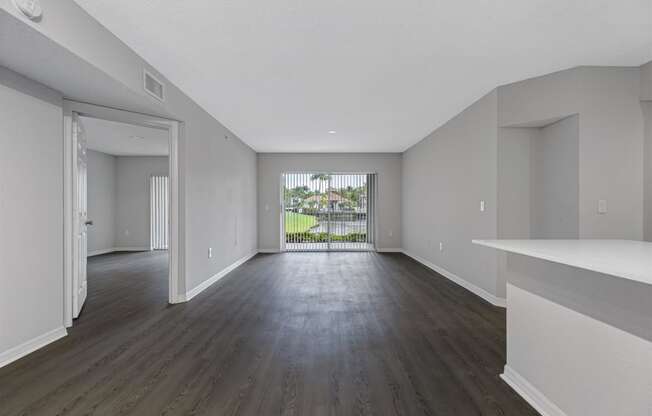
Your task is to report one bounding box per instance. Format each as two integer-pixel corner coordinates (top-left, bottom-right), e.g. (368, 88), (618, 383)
(597, 199), (608, 214)
(439, 242), (444, 251)
(208, 247), (212, 259)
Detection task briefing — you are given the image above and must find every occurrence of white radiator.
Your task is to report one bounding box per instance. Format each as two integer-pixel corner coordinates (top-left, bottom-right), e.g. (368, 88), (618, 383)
(150, 175), (169, 250)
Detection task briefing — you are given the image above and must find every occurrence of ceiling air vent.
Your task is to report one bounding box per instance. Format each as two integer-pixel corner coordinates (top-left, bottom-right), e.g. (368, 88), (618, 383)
(143, 70), (165, 102)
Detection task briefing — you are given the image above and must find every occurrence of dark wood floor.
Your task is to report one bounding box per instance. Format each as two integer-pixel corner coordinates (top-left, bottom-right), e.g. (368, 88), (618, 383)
(0, 251), (537, 416)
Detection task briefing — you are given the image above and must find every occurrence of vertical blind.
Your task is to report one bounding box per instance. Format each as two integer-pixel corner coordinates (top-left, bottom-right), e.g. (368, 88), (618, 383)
(282, 173), (376, 251)
(150, 175), (169, 250)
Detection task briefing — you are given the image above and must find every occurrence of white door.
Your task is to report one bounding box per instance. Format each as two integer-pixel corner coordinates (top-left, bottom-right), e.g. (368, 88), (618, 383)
(73, 114), (88, 318)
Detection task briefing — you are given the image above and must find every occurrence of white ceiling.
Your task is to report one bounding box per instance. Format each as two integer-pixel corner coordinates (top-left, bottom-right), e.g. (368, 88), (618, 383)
(73, 0), (652, 153)
(82, 117), (169, 156)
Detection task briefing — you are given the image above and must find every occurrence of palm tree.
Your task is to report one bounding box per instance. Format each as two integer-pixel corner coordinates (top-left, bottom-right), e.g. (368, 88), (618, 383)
(310, 174), (331, 211)
(310, 173), (331, 182)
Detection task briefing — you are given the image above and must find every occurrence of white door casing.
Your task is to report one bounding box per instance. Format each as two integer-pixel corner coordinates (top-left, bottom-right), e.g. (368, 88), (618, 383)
(63, 101), (182, 328)
(72, 113), (88, 318)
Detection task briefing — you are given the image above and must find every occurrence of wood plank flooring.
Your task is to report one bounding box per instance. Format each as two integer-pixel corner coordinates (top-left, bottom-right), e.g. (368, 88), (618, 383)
(0, 251), (537, 416)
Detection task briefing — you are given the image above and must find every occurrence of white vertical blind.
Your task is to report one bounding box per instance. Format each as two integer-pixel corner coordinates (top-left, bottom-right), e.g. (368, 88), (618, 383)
(150, 175), (169, 250)
(282, 172), (376, 251)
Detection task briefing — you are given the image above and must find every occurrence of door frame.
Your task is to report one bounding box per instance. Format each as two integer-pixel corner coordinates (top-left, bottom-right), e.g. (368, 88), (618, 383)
(279, 171), (379, 252)
(63, 101), (183, 328)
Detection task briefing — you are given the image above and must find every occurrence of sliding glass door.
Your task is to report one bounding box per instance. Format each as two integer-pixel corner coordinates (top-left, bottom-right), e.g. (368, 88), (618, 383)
(282, 173), (375, 251)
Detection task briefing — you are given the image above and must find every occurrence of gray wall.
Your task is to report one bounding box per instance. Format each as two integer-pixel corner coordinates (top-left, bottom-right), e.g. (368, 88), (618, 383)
(87, 150), (116, 253)
(499, 67), (644, 240)
(530, 115), (579, 239)
(644, 62), (652, 241)
(258, 153), (402, 251)
(0, 67), (64, 356)
(497, 127), (533, 239)
(644, 102), (652, 241)
(497, 116), (580, 240)
(185, 133), (257, 293)
(641, 61), (652, 102)
(0, 0), (258, 362)
(87, 153), (170, 251)
(115, 156), (168, 249)
(403, 90), (500, 297)
(404, 66), (647, 300)
(0, 0), (258, 297)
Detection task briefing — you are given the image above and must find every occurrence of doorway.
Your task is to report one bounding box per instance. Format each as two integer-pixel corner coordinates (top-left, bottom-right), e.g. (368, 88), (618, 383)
(63, 101), (181, 327)
(282, 173), (376, 251)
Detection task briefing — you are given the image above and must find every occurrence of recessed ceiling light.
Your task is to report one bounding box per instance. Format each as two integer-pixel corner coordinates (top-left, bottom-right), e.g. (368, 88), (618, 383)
(328, 130), (337, 134)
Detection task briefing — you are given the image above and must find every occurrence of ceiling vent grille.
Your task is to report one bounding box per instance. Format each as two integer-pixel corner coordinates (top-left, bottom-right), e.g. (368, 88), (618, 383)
(143, 70), (165, 102)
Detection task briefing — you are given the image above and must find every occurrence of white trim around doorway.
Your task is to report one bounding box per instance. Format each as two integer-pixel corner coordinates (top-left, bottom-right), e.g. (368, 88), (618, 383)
(63, 101), (183, 328)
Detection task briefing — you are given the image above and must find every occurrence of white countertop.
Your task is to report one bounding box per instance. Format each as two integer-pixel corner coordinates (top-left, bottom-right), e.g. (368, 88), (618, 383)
(472, 239), (652, 286)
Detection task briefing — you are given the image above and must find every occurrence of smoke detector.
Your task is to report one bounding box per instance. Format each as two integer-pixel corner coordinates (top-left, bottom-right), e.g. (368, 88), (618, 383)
(13, 0), (42, 20)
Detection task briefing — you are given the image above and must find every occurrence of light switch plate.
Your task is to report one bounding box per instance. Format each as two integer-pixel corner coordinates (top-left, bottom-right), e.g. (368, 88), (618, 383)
(480, 200), (485, 212)
(208, 247), (212, 258)
(598, 199), (607, 214)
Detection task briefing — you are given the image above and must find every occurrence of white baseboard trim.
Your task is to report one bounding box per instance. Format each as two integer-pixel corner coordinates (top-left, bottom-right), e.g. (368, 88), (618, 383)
(88, 247), (151, 257)
(0, 327), (67, 368)
(501, 365), (566, 416)
(376, 248), (403, 253)
(88, 248), (115, 257)
(257, 248), (281, 253)
(402, 250), (506, 308)
(114, 246), (151, 252)
(184, 251), (258, 301)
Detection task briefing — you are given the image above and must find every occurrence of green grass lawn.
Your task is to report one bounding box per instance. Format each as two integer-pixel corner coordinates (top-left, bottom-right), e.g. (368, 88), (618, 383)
(285, 212), (318, 233)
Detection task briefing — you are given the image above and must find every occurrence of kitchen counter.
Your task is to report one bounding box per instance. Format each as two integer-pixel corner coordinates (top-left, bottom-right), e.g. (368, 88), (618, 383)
(472, 239), (652, 285)
(473, 238), (652, 416)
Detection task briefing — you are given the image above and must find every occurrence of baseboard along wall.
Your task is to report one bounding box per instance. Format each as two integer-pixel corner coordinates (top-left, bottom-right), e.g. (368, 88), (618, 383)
(501, 365), (567, 416)
(0, 327), (67, 369)
(183, 251), (258, 301)
(398, 250), (507, 308)
(88, 247), (151, 256)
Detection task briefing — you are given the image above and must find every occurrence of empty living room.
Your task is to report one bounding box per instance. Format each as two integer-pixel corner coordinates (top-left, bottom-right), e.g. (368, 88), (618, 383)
(0, 1), (651, 415)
